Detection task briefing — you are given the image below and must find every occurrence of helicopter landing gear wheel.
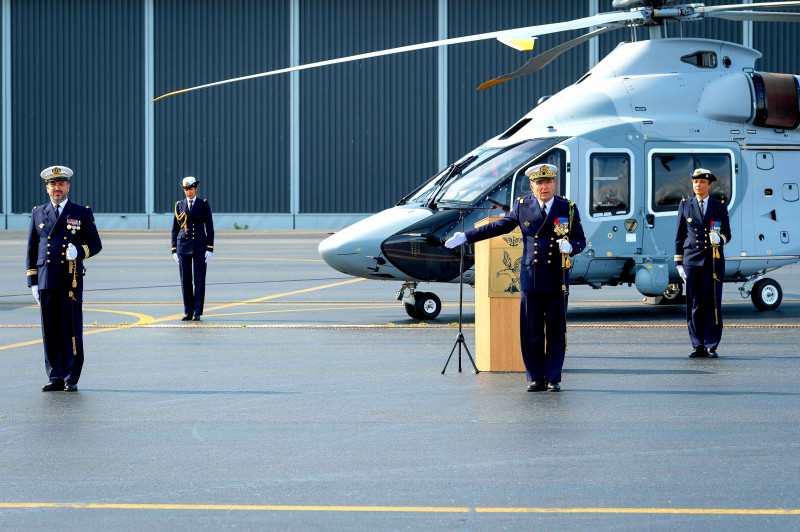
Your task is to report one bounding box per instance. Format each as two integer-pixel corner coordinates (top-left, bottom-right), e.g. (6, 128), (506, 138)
(751, 278), (782, 311)
(404, 302), (420, 319)
(658, 283), (684, 305)
(414, 292), (442, 320)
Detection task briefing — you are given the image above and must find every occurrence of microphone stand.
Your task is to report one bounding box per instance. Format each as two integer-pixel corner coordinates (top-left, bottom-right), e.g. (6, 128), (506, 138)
(441, 205), (498, 374)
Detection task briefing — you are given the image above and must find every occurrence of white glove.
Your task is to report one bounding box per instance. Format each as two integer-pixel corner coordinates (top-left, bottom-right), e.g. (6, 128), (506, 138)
(710, 232), (721, 245)
(558, 239), (572, 254)
(31, 285), (40, 306)
(677, 265), (687, 283)
(66, 243), (77, 260)
(445, 232), (467, 249)
(205, 251), (212, 263)
(173, 253), (180, 264)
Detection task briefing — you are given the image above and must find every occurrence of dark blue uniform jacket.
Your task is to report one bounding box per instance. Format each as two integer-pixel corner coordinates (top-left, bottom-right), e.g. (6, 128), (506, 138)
(674, 196), (731, 268)
(27, 201), (103, 298)
(465, 195), (586, 292)
(172, 198), (215, 255)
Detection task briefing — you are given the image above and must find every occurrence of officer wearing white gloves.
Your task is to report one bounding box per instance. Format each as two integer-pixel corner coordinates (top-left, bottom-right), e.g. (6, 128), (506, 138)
(674, 168), (732, 358)
(445, 163), (586, 392)
(171, 176), (215, 321)
(27, 166), (102, 392)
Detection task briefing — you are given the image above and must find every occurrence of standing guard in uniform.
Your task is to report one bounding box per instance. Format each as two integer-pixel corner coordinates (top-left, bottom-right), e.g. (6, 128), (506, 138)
(172, 176), (214, 321)
(445, 163), (586, 392)
(675, 168), (732, 358)
(27, 166), (102, 392)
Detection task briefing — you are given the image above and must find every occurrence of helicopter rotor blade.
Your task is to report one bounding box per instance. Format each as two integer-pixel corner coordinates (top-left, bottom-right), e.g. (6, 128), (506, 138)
(706, 11), (800, 22)
(152, 11), (645, 102)
(477, 24), (622, 91)
(698, 1), (800, 13)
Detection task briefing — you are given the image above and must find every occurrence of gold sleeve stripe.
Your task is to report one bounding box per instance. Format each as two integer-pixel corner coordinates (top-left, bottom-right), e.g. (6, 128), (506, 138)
(82, 245), (90, 259)
(27, 269), (37, 275)
(674, 255), (683, 261)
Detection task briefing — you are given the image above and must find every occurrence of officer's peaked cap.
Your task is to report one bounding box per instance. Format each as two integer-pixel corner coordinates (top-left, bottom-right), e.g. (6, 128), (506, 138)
(692, 168), (716, 182)
(182, 176), (199, 188)
(525, 163), (557, 181)
(40, 165), (72, 183)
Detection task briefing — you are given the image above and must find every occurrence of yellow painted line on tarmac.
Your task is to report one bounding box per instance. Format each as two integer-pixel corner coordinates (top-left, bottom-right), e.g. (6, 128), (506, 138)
(0, 503), (797, 515)
(89, 256), (323, 262)
(205, 304), (399, 318)
(149, 278), (366, 323)
(0, 281), (362, 350)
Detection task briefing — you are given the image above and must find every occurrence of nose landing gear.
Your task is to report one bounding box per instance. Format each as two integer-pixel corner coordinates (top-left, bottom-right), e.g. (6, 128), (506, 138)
(396, 282), (443, 319)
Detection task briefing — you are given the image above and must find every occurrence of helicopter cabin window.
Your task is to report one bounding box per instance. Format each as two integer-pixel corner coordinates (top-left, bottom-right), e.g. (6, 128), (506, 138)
(589, 153), (630, 217)
(512, 150), (566, 203)
(681, 51), (717, 68)
(651, 153), (732, 212)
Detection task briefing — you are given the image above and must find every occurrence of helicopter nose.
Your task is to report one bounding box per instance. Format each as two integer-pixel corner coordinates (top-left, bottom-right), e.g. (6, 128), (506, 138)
(318, 206), (435, 278)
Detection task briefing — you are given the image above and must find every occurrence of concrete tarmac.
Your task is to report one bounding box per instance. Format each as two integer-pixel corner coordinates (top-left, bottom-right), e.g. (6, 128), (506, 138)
(1, 231), (799, 530)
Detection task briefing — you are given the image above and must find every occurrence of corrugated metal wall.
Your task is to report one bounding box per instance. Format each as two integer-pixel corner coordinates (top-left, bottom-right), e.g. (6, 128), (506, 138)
(754, 4), (800, 72)
(448, 0), (589, 161)
(11, 0), (144, 213)
(299, 0), (438, 214)
(3, 0), (800, 222)
(153, 0), (290, 214)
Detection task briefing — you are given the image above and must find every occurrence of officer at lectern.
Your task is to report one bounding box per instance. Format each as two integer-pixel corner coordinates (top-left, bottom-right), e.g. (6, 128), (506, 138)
(446, 163), (585, 392)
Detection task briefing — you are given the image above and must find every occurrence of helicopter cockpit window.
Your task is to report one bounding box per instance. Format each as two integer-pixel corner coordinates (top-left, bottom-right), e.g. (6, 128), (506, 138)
(681, 51), (717, 69)
(651, 153), (732, 212)
(589, 153), (630, 217)
(435, 139), (562, 205)
(512, 150), (565, 202)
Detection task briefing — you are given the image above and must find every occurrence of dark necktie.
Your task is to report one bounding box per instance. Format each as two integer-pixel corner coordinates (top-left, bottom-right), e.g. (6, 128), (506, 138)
(699, 199), (705, 217)
(55, 204), (60, 219)
(541, 203), (547, 218)
(189, 200), (194, 211)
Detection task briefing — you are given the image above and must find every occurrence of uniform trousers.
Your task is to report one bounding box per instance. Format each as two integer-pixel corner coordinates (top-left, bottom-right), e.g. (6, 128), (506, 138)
(178, 253), (207, 316)
(519, 290), (567, 383)
(39, 289), (84, 384)
(684, 264), (723, 351)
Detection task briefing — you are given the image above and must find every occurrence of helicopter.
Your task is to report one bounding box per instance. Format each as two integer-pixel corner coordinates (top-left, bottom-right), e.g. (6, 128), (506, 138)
(154, 0), (800, 319)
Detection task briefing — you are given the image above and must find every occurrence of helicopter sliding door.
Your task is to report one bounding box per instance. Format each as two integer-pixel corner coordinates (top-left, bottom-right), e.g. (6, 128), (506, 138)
(742, 147), (800, 263)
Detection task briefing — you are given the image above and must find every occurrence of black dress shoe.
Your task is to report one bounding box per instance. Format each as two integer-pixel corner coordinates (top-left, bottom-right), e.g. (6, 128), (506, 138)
(526, 381), (546, 392)
(181, 313), (194, 321)
(64, 383), (78, 392)
(689, 347), (708, 358)
(546, 382), (561, 392)
(192, 315), (201, 321)
(708, 349), (718, 358)
(42, 381), (65, 392)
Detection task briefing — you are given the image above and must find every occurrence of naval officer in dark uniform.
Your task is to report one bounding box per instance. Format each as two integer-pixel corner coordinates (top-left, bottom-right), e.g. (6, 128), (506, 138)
(675, 168), (731, 358)
(172, 176), (214, 321)
(445, 163), (586, 391)
(27, 166), (102, 392)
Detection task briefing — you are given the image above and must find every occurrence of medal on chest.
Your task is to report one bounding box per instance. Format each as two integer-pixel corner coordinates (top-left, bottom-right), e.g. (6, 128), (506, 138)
(66, 218), (81, 234)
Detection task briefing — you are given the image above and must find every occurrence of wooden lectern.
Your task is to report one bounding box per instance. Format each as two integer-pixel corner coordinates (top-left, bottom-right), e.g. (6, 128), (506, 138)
(473, 216), (526, 372)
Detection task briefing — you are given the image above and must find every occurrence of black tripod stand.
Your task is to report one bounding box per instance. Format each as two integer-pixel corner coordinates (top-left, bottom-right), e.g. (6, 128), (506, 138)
(442, 208), (480, 374)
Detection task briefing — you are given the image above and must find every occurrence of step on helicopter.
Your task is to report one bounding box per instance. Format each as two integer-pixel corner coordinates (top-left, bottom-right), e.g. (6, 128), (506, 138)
(155, 0), (800, 319)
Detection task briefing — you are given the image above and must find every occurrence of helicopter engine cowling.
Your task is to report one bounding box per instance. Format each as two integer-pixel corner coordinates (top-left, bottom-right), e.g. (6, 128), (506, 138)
(698, 72), (800, 129)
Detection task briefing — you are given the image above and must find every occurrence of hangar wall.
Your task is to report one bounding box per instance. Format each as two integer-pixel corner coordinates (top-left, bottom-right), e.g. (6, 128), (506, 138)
(1, 0), (799, 230)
